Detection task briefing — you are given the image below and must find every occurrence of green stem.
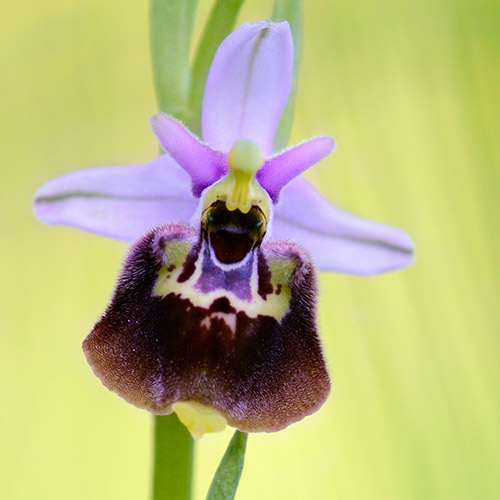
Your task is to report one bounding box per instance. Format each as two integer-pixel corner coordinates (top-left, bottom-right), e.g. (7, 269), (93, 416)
(151, 414), (195, 500)
(149, 1), (199, 499)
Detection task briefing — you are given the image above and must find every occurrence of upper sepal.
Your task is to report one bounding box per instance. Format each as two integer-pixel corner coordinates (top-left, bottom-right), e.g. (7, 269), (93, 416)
(202, 21), (293, 157)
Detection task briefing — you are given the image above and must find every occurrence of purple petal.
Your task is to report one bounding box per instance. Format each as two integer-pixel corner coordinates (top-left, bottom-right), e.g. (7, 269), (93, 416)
(33, 155), (197, 241)
(151, 114), (227, 197)
(272, 178), (414, 275)
(202, 21), (293, 157)
(258, 136), (335, 201)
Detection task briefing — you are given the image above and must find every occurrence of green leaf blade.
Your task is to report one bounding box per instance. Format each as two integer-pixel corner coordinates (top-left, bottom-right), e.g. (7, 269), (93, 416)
(150, 0), (199, 119)
(206, 431), (248, 500)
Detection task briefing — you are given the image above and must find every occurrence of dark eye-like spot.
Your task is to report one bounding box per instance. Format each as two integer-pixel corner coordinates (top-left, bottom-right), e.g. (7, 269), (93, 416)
(203, 201), (267, 264)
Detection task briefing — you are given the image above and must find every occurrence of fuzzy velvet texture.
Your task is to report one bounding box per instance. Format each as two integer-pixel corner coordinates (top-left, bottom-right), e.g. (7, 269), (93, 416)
(83, 223), (330, 432)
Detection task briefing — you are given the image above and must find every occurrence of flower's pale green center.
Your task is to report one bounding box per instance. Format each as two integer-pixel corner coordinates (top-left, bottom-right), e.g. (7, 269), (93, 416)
(172, 401), (227, 439)
(226, 141), (263, 213)
(202, 140), (269, 216)
(227, 140), (264, 175)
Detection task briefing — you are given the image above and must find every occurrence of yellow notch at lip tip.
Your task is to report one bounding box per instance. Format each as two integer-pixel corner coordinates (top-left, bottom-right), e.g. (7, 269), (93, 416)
(225, 140), (264, 213)
(172, 401), (227, 440)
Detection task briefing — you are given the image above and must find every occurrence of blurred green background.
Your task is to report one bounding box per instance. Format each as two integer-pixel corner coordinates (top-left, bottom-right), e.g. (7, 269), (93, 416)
(2, 0), (500, 498)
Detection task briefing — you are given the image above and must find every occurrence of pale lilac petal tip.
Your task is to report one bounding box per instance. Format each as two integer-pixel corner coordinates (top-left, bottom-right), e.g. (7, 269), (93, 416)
(151, 114), (226, 196)
(202, 21), (293, 156)
(272, 178), (414, 274)
(258, 136), (335, 201)
(33, 155), (197, 241)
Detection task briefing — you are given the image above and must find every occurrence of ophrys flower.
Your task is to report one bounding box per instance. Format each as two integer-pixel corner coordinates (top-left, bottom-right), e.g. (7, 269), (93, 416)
(34, 21), (413, 435)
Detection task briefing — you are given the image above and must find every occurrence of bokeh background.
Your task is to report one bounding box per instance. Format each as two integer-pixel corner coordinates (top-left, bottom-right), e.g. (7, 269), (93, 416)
(2, 0), (500, 498)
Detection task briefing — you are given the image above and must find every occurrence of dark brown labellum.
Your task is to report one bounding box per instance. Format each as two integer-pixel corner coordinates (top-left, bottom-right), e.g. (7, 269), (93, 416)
(83, 222), (330, 432)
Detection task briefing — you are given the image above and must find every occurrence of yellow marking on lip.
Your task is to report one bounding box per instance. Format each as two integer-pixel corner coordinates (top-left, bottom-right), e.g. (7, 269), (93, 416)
(152, 241), (295, 322)
(172, 401), (227, 439)
(163, 240), (191, 267)
(200, 312), (238, 335)
(268, 255), (296, 285)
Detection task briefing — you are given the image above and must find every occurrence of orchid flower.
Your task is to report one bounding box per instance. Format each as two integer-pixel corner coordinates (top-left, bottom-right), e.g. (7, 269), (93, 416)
(33, 21), (413, 436)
